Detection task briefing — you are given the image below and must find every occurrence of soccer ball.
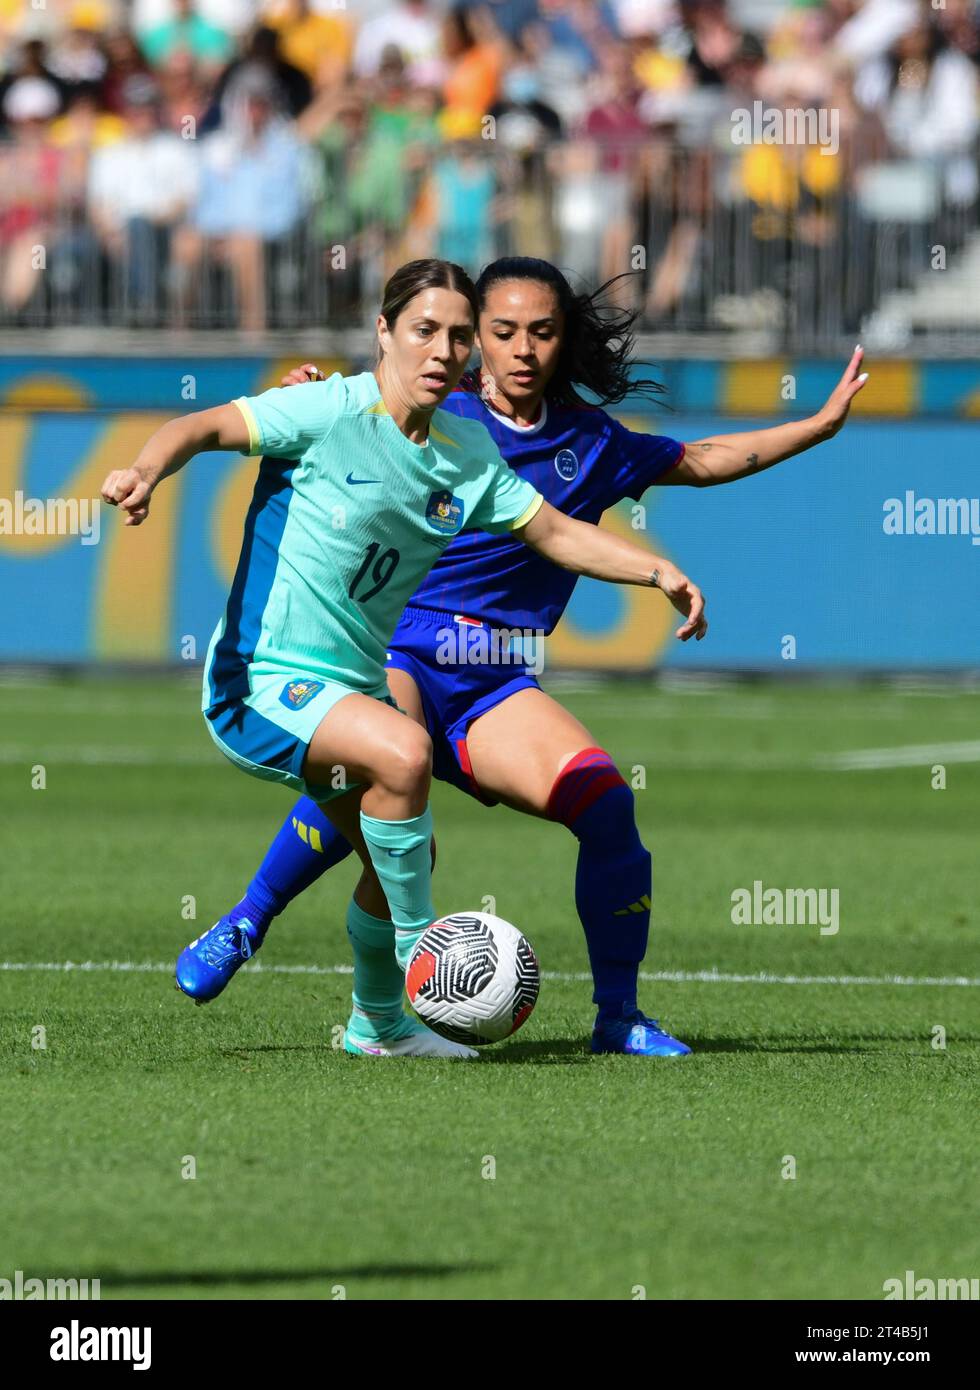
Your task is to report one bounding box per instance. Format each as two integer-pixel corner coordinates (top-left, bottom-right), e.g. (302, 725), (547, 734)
(405, 912), (540, 1046)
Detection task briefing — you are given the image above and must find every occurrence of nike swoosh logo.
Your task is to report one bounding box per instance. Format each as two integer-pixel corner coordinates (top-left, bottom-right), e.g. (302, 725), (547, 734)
(346, 472), (378, 485)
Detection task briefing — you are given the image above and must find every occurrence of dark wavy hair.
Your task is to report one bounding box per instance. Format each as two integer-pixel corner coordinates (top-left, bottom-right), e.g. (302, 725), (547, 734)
(377, 258), (479, 364)
(474, 258), (666, 409)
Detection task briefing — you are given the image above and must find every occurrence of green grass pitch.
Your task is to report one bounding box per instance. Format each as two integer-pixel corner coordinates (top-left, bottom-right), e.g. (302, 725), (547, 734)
(1, 674), (977, 1300)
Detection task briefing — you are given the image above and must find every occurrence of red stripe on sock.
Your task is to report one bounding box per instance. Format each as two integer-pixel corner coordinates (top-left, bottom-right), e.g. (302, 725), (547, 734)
(546, 747), (626, 825)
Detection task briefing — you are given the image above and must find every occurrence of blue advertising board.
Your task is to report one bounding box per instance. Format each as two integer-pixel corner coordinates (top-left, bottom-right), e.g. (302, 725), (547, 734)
(1, 358), (977, 669)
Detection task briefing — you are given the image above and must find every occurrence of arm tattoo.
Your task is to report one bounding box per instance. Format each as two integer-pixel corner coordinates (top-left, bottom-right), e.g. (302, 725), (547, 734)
(747, 452), (760, 468)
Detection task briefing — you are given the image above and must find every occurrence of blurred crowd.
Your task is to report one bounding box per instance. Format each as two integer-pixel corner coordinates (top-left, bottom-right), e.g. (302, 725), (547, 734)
(0, 0), (978, 333)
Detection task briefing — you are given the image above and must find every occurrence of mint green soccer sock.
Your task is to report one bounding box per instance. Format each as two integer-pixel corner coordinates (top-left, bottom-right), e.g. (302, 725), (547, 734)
(345, 900), (406, 1038)
(359, 806), (436, 972)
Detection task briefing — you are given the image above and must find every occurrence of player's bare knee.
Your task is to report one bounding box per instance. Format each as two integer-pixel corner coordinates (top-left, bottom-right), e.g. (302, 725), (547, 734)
(383, 727), (433, 796)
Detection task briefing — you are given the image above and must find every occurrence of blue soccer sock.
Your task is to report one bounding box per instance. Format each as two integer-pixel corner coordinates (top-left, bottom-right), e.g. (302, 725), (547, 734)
(547, 748), (651, 1021)
(226, 796), (355, 933)
(359, 806), (436, 972)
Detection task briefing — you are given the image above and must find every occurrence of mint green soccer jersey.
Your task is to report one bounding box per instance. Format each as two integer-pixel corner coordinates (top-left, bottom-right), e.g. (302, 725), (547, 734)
(205, 370), (543, 703)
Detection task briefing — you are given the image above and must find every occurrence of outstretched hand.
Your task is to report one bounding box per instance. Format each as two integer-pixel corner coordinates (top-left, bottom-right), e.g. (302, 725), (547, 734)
(815, 346), (869, 439)
(656, 563), (708, 642)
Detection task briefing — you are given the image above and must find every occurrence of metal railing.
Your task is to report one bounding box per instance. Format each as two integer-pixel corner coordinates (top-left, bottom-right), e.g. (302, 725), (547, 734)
(1, 132), (977, 349)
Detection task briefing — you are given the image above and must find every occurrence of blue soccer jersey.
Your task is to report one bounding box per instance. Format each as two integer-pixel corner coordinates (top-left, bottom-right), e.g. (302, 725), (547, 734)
(406, 373), (684, 632)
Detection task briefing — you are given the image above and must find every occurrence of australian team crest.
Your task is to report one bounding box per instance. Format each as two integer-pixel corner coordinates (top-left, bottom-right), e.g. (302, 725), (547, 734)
(279, 678), (325, 709)
(554, 449), (579, 481)
(425, 490), (465, 535)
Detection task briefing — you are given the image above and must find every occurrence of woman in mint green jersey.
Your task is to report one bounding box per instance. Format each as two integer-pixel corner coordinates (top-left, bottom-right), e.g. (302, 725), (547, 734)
(101, 258), (707, 1058)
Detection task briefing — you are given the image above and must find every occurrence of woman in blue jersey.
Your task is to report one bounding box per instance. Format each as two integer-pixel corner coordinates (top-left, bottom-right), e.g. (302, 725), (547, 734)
(102, 256), (709, 1061)
(174, 257), (867, 1058)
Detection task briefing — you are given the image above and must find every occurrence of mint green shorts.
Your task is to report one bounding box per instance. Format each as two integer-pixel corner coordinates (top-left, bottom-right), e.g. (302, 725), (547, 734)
(202, 665), (397, 803)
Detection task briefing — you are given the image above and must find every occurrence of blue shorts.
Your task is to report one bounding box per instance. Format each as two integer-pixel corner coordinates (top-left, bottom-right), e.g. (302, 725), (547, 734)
(386, 605), (542, 806)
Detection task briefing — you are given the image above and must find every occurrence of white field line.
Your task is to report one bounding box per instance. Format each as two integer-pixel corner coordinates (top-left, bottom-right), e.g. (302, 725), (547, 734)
(1, 960), (977, 988)
(816, 740), (980, 770)
(0, 745), (206, 766)
(4, 741), (980, 771)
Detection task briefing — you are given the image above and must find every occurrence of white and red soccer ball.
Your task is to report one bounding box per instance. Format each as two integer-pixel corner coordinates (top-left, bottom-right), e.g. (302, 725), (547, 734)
(406, 912), (540, 1046)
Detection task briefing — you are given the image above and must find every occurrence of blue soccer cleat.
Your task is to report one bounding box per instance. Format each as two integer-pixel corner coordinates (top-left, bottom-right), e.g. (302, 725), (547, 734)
(591, 1007), (692, 1057)
(175, 916), (264, 1004)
